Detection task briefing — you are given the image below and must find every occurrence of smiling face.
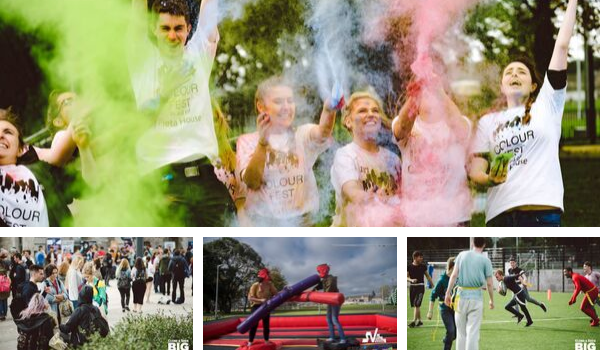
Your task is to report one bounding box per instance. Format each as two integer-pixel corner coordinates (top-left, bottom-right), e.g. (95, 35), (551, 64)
(0, 120), (21, 166)
(154, 13), (191, 60)
(257, 85), (296, 130)
(501, 61), (537, 102)
(344, 97), (382, 142)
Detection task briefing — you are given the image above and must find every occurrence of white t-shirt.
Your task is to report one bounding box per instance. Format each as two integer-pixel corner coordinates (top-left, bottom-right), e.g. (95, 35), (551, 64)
(472, 74), (566, 222)
(236, 124), (330, 222)
(330, 142), (401, 226)
(130, 29), (220, 173)
(395, 116), (473, 226)
(0, 165), (49, 227)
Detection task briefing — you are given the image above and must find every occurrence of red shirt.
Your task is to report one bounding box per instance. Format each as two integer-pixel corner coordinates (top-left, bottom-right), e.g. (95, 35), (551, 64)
(571, 272), (596, 302)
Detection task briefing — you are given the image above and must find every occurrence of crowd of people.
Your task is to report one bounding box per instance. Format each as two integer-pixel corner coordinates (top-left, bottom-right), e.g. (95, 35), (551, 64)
(0, 0), (580, 227)
(0, 242), (192, 349)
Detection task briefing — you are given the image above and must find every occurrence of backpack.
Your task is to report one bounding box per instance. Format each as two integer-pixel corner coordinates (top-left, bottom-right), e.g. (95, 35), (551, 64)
(117, 270), (131, 289)
(173, 259), (186, 279)
(9, 284), (26, 320)
(135, 269), (146, 281)
(0, 274), (10, 293)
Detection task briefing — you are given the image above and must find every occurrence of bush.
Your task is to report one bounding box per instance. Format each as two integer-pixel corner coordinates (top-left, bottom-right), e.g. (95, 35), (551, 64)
(76, 311), (193, 350)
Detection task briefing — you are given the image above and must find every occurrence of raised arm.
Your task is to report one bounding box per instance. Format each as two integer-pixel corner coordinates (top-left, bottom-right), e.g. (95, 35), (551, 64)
(393, 97), (417, 146)
(548, 0), (578, 71)
(241, 114), (271, 191)
(310, 100), (337, 143)
(35, 129), (78, 167)
(198, 0), (219, 43)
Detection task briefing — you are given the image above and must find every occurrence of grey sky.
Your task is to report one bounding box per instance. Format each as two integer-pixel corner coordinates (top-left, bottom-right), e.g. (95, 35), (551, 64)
(204, 237), (397, 296)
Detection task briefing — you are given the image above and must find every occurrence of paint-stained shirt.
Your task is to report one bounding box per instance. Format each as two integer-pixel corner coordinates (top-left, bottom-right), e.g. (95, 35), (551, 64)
(330, 142), (401, 226)
(130, 28), (220, 173)
(472, 74), (566, 222)
(0, 165), (49, 227)
(248, 281), (278, 307)
(236, 125), (331, 223)
(454, 250), (493, 300)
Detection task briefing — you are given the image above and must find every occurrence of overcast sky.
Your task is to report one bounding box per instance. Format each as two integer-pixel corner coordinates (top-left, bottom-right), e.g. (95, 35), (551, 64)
(204, 237), (397, 296)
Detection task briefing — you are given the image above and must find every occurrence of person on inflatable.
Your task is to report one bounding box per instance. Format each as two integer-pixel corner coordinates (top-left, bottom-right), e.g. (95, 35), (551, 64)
(314, 264), (346, 344)
(247, 268), (278, 347)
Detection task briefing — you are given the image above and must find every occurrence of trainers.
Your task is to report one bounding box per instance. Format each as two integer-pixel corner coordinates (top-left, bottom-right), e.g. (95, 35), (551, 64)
(325, 338), (335, 342)
(591, 320), (600, 327)
(247, 342), (252, 347)
(416, 321), (423, 327)
(408, 321), (416, 328)
(126, 307), (130, 311)
(525, 321), (533, 327)
(517, 315), (524, 324)
(540, 303), (547, 312)
(339, 339), (347, 344)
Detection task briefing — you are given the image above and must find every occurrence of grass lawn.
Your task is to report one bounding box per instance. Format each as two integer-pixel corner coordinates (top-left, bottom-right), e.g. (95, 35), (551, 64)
(204, 304), (397, 321)
(407, 289), (599, 350)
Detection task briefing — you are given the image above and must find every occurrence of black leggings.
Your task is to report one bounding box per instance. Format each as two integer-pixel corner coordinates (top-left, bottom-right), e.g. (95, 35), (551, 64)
(249, 305), (270, 342)
(119, 287), (130, 309)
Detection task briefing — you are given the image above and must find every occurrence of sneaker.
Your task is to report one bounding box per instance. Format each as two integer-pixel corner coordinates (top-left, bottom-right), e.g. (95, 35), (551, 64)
(408, 321), (416, 328)
(339, 339), (347, 344)
(525, 321), (533, 327)
(540, 303), (547, 312)
(247, 342), (253, 347)
(591, 320), (600, 327)
(122, 308), (126, 313)
(126, 307), (130, 311)
(416, 321), (423, 327)
(517, 315), (524, 324)
(325, 338), (335, 342)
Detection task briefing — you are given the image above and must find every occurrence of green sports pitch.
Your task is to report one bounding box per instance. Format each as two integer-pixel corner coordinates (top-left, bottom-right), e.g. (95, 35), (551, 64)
(407, 289), (599, 350)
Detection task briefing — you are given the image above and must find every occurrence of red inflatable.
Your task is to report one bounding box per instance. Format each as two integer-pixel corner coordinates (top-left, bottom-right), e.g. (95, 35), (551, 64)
(289, 292), (345, 305)
(236, 340), (283, 350)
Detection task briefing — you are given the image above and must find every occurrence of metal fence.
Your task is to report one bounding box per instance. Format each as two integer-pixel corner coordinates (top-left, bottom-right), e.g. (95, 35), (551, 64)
(408, 245), (600, 293)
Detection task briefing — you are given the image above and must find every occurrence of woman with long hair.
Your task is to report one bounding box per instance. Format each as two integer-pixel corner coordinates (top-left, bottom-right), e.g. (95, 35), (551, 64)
(469, 0), (578, 226)
(43, 264), (69, 325)
(65, 255), (84, 309)
(15, 293), (57, 350)
(144, 256), (154, 303)
(131, 257), (147, 313)
(116, 258), (132, 312)
(82, 261), (108, 315)
(57, 261), (70, 285)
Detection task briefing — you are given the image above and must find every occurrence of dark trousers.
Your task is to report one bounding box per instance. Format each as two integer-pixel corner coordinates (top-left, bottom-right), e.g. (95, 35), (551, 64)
(154, 272), (161, 292)
(119, 287), (130, 309)
(249, 305), (270, 342)
(440, 308), (456, 350)
(0, 299), (7, 317)
(102, 267), (111, 286)
(487, 209), (561, 227)
(160, 159), (235, 226)
(505, 292), (532, 323)
(161, 273), (172, 295)
(172, 277), (185, 303)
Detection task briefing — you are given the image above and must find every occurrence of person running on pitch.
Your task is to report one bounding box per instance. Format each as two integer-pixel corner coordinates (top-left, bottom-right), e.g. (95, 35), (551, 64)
(583, 262), (600, 307)
(408, 251), (434, 327)
(427, 257), (456, 350)
(507, 257), (547, 314)
(564, 267), (599, 327)
(495, 269), (533, 326)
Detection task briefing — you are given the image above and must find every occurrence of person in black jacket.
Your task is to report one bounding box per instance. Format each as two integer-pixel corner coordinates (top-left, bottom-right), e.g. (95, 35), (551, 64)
(168, 249), (189, 304)
(102, 252), (113, 287)
(10, 253), (27, 299)
(22, 265), (51, 307)
(59, 285), (108, 347)
(14, 293), (57, 350)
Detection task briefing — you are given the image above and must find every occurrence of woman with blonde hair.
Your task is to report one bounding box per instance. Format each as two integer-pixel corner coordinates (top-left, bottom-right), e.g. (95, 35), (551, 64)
(57, 260), (70, 285)
(14, 293), (57, 350)
(330, 90), (401, 227)
(116, 258), (132, 312)
(66, 256), (84, 308)
(82, 261), (108, 315)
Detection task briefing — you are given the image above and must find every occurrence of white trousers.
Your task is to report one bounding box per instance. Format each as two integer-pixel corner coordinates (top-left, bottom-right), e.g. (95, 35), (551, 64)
(455, 298), (483, 350)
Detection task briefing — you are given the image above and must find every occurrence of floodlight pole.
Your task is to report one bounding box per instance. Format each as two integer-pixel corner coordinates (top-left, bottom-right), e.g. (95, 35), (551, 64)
(215, 264), (225, 319)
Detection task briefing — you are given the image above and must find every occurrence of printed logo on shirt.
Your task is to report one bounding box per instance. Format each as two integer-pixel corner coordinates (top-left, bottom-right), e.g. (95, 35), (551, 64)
(266, 149), (300, 170)
(0, 169), (45, 227)
(360, 167), (398, 196)
(492, 114), (535, 170)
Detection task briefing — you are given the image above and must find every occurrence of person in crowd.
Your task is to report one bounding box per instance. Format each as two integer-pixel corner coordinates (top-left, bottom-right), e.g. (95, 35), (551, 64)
(408, 251), (434, 327)
(236, 76), (340, 226)
(22, 265), (51, 307)
(22, 251), (34, 269)
(10, 253), (27, 299)
(116, 258), (132, 312)
(0, 250), (10, 321)
(330, 90), (401, 226)
(564, 267), (599, 327)
(65, 256), (84, 309)
(469, 0), (578, 226)
(43, 263), (69, 325)
(59, 285), (109, 347)
(35, 247), (45, 266)
(247, 268), (278, 347)
(314, 264), (346, 343)
(82, 262), (108, 315)
(152, 251), (162, 293)
(57, 261), (70, 285)
(15, 293), (57, 350)
(101, 251), (113, 287)
(144, 256), (155, 303)
(169, 249), (189, 304)
(159, 249), (172, 296)
(131, 257), (148, 313)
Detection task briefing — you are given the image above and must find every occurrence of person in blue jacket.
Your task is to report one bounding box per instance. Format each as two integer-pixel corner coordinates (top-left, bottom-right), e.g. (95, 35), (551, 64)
(427, 257), (456, 350)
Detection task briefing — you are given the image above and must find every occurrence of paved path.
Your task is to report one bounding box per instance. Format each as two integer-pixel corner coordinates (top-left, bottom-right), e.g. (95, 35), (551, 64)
(0, 277), (193, 349)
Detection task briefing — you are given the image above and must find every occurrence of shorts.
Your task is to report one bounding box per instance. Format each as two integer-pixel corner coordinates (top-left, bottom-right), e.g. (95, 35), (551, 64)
(410, 286), (425, 307)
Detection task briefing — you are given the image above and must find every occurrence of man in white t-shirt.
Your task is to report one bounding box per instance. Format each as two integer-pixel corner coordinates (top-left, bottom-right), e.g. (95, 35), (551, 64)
(584, 262), (600, 307)
(393, 83), (472, 226)
(330, 90), (402, 227)
(128, 0), (233, 226)
(236, 76), (340, 226)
